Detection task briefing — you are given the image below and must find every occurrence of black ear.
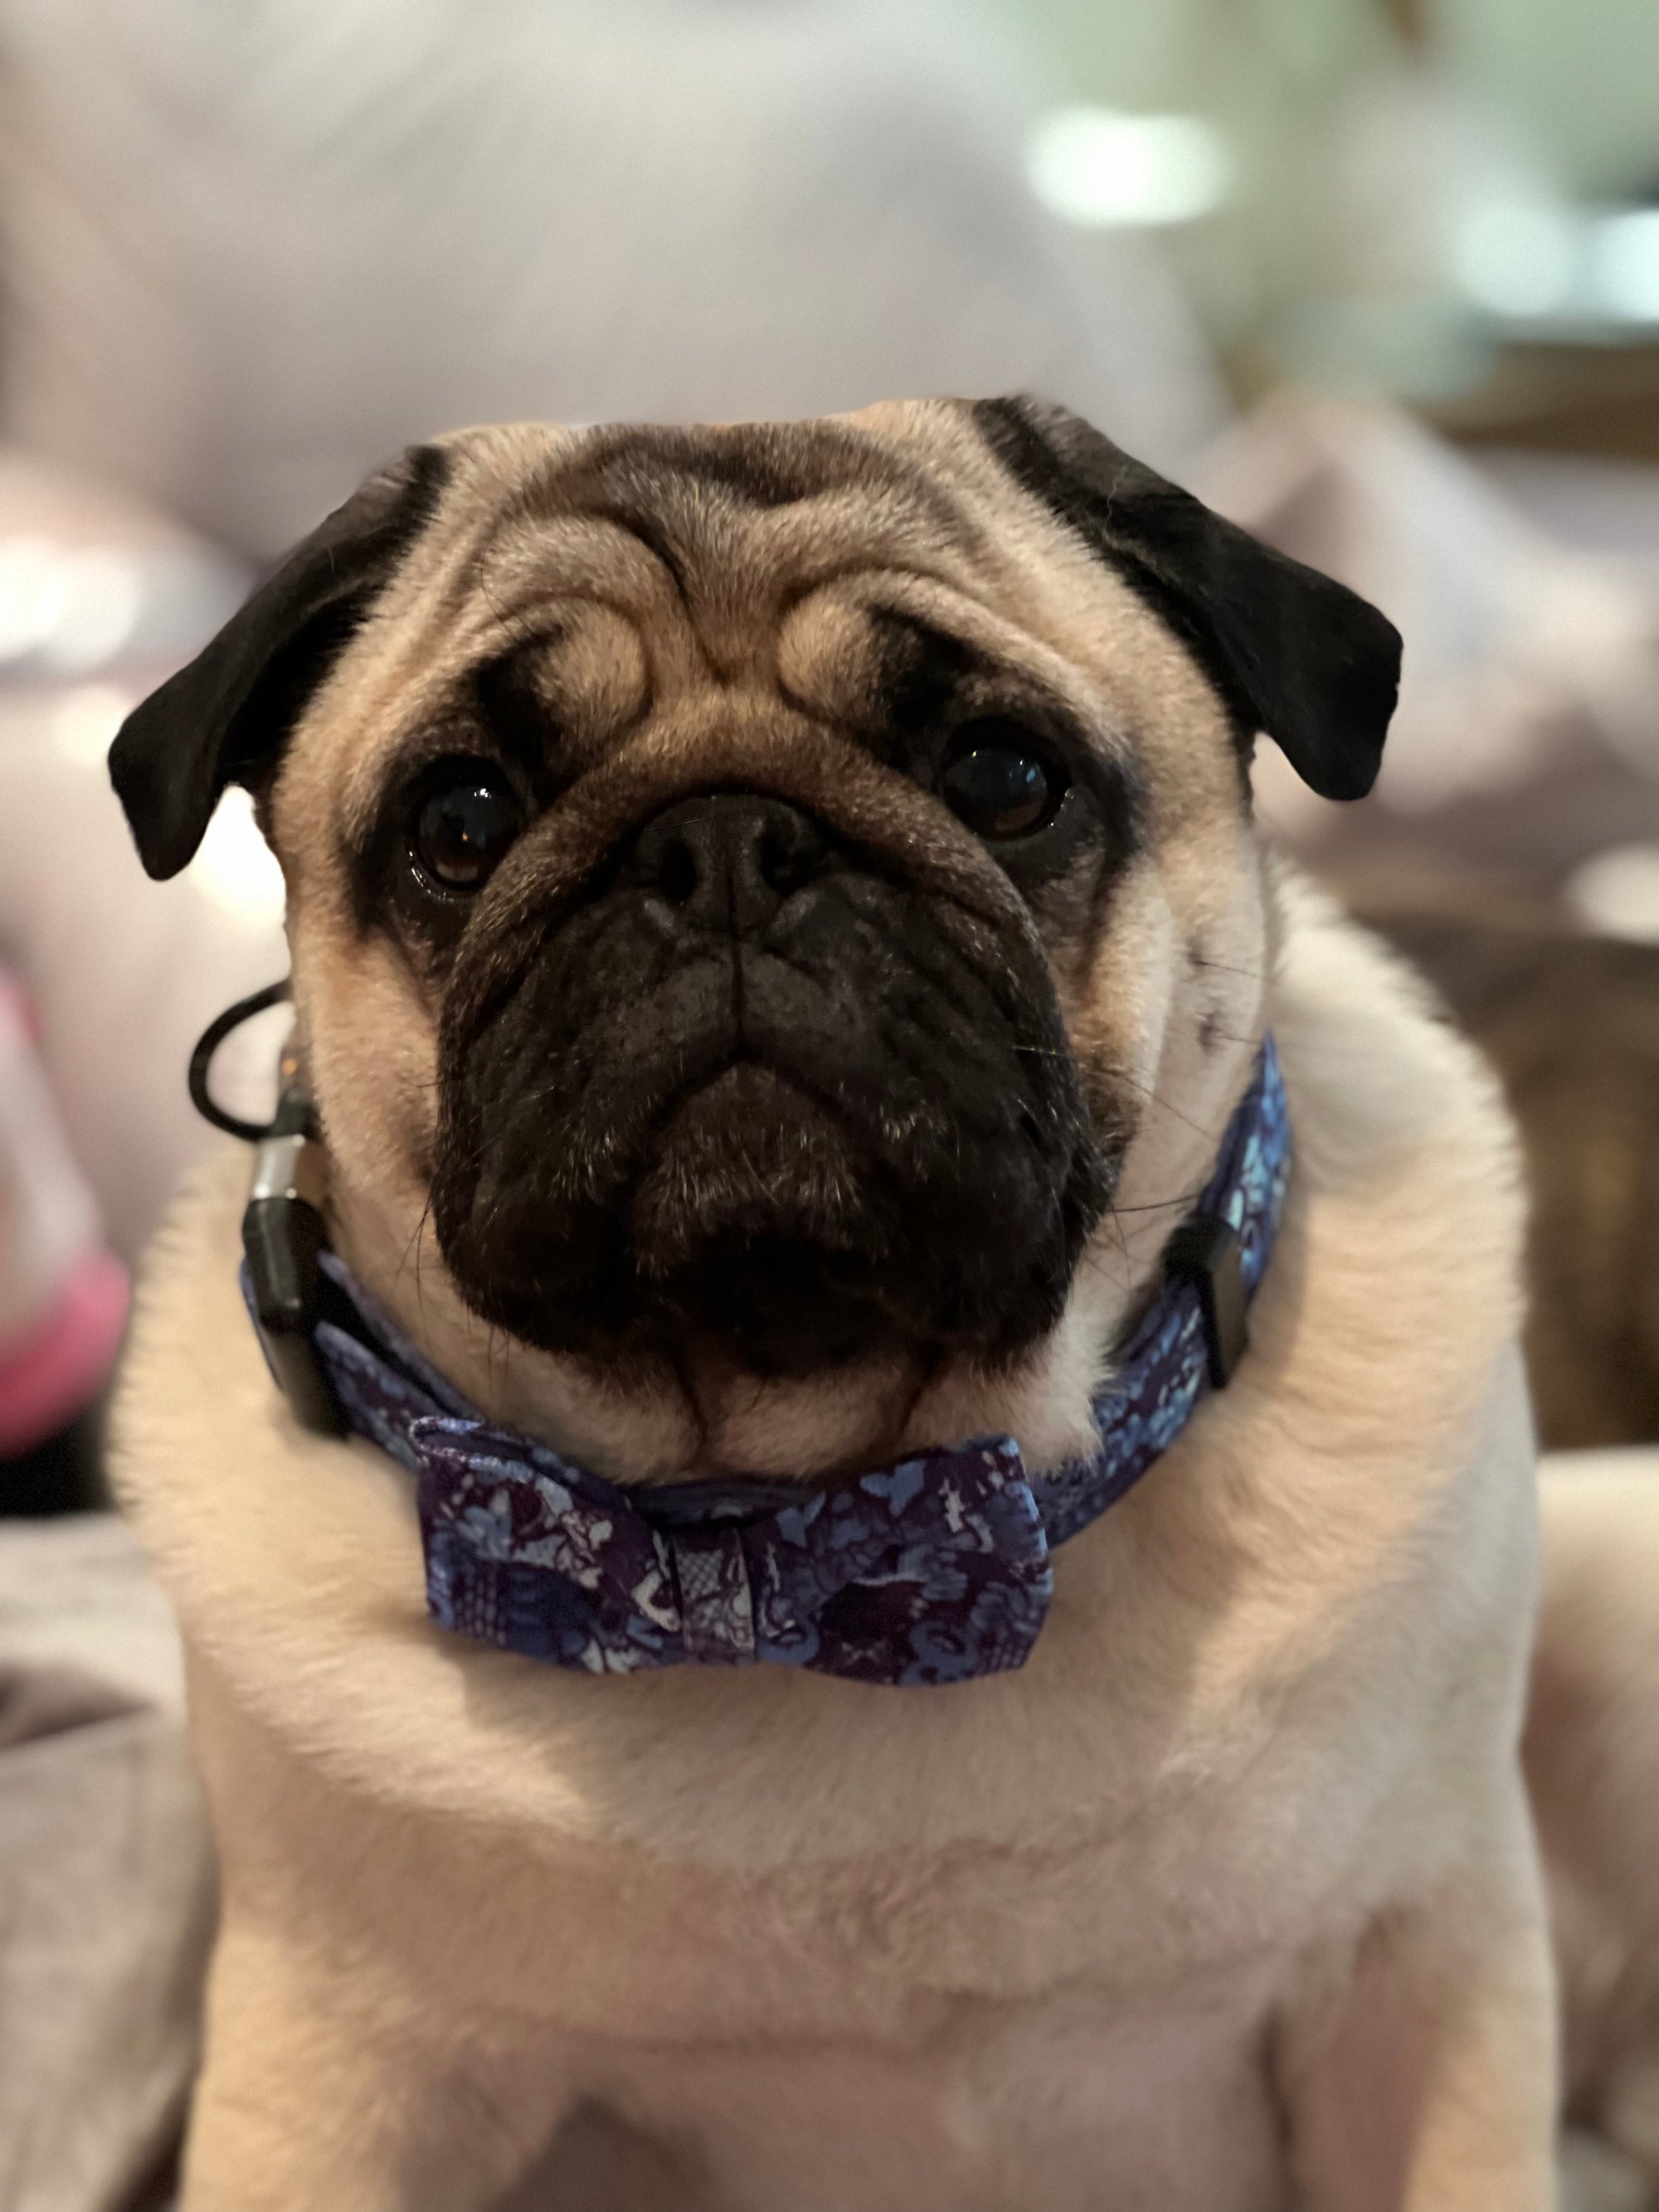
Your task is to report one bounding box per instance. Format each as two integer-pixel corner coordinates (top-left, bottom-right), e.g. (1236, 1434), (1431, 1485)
(974, 397), (1400, 801)
(109, 443), (451, 879)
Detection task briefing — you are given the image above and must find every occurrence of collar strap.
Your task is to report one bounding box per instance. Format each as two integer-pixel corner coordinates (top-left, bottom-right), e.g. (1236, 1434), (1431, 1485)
(241, 1039), (1290, 1686)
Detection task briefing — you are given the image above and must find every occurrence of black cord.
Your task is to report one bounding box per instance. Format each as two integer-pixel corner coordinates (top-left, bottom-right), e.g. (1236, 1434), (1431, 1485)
(187, 979), (293, 1142)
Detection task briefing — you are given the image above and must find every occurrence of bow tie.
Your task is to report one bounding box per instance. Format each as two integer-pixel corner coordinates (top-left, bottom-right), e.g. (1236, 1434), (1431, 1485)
(244, 1040), (1289, 1688)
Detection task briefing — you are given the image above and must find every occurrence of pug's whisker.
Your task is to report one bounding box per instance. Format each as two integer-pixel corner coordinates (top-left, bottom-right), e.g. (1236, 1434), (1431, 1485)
(484, 1323), (513, 1398)
(409, 1199), (439, 1316)
(1112, 1067), (1223, 1143)
(1104, 1203), (1133, 1269)
(1188, 953), (1269, 984)
(478, 568), (533, 652)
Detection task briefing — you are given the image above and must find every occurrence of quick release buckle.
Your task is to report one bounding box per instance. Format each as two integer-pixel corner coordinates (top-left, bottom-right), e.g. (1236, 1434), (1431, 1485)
(190, 980), (346, 1437)
(1164, 1211), (1248, 1389)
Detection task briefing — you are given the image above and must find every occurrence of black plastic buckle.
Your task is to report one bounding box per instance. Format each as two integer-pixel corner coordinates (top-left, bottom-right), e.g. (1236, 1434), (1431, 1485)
(189, 982), (346, 1437)
(1165, 1212), (1248, 1389)
(242, 1082), (347, 1437)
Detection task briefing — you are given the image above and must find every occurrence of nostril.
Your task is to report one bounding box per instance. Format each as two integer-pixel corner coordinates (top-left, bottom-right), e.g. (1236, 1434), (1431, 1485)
(758, 821), (825, 897)
(627, 795), (830, 925)
(659, 839), (698, 907)
(758, 829), (791, 893)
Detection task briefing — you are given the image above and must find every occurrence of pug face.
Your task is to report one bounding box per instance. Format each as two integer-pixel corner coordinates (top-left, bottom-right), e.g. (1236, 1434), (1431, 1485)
(112, 399), (1397, 1471)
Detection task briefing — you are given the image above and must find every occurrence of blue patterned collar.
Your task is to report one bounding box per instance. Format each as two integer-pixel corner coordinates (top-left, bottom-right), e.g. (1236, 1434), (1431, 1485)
(244, 1040), (1290, 1687)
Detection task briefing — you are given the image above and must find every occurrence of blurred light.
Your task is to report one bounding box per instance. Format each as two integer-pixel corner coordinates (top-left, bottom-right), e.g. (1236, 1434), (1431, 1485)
(1026, 107), (1230, 230)
(1590, 208), (1659, 323)
(188, 788), (285, 929)
(1566, 845), (1659, 944)
(0, 537), (72, 663)
(1452, 202), (1578, 318)
(41, 550), (144, 673)
(49, 683), (130, 766)
(0, 537), (144, 671)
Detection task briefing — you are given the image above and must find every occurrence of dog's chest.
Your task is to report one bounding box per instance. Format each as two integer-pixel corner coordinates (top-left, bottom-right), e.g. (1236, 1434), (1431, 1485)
(544, 1949), (1292, 2212)
(491, 1650), (1418, 2211)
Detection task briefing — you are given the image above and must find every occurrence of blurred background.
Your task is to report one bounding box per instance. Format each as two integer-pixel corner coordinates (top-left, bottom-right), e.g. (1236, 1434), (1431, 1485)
(0, 4), (1656, 2206)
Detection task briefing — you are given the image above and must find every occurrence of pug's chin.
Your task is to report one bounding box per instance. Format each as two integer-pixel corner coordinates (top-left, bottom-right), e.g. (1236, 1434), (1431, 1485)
(435, 1040), (1101, 1396)
(437, 1062), (923, 1386)
(627, 1064), (903, 1381)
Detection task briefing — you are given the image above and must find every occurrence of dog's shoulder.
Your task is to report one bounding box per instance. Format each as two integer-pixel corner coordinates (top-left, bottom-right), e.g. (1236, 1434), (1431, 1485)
(1033, 874), (1540, 1935)
(1140, 867), (1537, 1763)
(1270, 868), (1530, 1521)
(1272, 867), (1523, 1258)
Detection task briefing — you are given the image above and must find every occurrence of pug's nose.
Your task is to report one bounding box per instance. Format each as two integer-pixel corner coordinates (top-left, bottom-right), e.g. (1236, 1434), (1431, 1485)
(625, 794), (833, 934)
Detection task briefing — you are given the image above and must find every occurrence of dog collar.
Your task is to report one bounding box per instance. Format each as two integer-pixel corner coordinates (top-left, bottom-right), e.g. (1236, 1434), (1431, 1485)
(238, 1039), (1288, 1688)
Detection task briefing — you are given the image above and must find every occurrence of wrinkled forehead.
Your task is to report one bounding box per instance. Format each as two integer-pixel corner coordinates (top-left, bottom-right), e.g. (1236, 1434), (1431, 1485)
(297, 402), (1222, 834)
(441, 406), (1000, 649)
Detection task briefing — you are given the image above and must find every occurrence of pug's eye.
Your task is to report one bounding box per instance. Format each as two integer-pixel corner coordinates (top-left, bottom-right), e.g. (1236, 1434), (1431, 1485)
(410, 766), (523, 892)
(941, 722), (1068, 841)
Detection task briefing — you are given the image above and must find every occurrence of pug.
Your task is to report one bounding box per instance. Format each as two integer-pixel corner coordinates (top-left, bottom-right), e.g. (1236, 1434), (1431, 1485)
(107, 400), (1561, 2211)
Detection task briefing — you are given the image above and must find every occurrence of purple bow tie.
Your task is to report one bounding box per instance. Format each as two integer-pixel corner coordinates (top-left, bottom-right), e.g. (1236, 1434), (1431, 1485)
(246, 1040), (1289, 1688)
